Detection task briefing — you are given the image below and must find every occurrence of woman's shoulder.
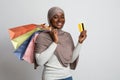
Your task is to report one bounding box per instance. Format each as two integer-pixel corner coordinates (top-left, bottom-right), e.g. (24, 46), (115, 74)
(36, 31), (51, 40)
(38, 31), (50, 37)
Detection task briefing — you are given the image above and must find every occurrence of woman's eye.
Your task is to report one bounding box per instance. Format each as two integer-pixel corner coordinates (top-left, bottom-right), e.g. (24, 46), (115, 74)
(53, 16), (58, 19)
(61, 16), (64, 18)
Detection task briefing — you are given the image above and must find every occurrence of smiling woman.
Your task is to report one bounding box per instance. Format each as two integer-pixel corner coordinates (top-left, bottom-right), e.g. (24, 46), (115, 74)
(34, 7), (87, 80)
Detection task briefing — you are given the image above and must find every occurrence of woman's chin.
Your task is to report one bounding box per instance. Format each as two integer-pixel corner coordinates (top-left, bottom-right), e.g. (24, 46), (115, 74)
(57, 26), (63, 29)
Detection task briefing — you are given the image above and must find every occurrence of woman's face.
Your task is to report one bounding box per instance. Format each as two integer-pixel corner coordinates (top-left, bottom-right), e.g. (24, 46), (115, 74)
(50, 12), (65, 29)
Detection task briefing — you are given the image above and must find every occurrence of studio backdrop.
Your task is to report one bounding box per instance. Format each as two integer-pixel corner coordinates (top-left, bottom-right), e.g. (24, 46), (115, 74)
(0, 0), (120, 80)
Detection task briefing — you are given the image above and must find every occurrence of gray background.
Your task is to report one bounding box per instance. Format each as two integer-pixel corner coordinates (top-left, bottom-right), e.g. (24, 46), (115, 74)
(0, 0), (120, 80)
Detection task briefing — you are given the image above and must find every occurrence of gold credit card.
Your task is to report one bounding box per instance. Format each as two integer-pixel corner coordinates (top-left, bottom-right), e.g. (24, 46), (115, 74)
(78, 23), (84, 32)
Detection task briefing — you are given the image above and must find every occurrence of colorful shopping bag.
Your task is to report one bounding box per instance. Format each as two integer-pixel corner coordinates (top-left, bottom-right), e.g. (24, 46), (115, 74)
(8, 24), (36, 39)
(11, 28), (40, 49)
(8, 23), (51, 68)
(22, 31), (40, 63)
(13, 30), (41, 60)
(14, 33), (34, 60)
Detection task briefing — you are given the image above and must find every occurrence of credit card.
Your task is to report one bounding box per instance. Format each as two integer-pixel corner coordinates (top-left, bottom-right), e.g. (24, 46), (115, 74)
(78, 23), (84, 32)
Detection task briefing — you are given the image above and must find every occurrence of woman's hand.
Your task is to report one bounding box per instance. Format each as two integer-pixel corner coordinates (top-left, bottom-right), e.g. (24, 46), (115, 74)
(36, 23), (51, 31)
(50, 29), (58, 44)
(37, 24), (58, 43)
(78, 30), (87, 43)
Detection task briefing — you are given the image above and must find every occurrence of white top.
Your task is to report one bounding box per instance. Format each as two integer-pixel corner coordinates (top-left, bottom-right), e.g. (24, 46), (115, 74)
(35, 42), (82, 80)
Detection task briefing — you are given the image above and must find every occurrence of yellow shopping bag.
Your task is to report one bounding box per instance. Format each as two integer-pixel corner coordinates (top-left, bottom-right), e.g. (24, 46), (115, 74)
(11, 28), (41, 49)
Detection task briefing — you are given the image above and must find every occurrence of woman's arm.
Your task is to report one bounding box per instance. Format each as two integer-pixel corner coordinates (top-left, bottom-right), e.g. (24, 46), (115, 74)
(35, 29), (58, 66)
(71, 30), (87, 63)
(71, 43), (82, 63)
(35, 42), (57, 66)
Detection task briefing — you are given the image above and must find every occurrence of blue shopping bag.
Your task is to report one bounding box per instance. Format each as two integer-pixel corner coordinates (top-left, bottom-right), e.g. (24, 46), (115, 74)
(14, 31), (41, 60)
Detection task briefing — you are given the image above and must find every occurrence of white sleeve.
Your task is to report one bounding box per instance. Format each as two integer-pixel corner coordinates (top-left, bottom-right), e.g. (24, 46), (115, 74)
(71, 42), (82, 63)
(35, 42), (57, 66)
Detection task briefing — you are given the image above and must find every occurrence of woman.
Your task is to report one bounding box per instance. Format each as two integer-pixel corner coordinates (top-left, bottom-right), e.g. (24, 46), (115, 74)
(34, 7), (87, 80)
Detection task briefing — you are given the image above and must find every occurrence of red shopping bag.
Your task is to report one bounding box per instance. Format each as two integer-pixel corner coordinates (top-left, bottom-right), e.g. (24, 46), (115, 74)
(8, 24), (37, 39)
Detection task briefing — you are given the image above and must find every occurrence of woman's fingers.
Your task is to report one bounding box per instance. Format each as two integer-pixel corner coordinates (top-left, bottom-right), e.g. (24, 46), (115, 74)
(79, 30), (87, 43)
(37, 24), (52, 31)
(50, 29), (58, 43)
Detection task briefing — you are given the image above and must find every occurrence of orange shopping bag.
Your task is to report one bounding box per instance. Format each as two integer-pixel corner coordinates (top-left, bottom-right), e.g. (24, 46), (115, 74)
(8, 24), (37, 39)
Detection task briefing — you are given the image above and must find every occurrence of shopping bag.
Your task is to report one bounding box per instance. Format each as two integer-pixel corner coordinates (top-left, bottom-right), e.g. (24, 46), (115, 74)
(8, 24), (36, 39)
(13, 30), (41, 60)
(8, 23), (51, 68)
(22, 31), (40, 63)
(14, 33), (34, 60)
(11, 28), (40, 49)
